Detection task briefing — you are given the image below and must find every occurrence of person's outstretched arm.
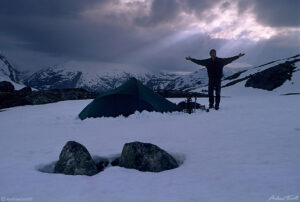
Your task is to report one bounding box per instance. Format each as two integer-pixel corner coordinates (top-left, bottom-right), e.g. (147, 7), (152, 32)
(186, 56), (209, 66)
(222, 53), (245, 66)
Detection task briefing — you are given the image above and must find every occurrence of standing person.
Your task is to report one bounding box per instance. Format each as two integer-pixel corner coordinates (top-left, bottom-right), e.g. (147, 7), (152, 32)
(186, 49), (245, 110)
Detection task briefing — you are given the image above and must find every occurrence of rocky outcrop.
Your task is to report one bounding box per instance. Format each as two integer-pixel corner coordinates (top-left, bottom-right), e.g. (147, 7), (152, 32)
(93, 156), (109, 172)
(0, 92), (31, 109)
(25, 88), (98, 105)
(17, 86), (32, 96)
(111, 157), (120, 166)
(119, 141), (179, 172)
(54, 141), (98, 176)
(0, 81), (15, 92)
(223, 70), (247, 81)
(245, 61), (297, 91)
(0, 82), (98, 109)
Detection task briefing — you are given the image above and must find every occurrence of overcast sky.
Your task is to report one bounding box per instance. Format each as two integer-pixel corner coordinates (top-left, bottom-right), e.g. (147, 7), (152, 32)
(0, 0), (299, 73)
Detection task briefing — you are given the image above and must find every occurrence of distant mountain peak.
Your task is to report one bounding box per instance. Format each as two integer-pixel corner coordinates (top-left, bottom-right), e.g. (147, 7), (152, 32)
(0, 53), (20, 83)
(23, 61), (179, 92)
(17, 54), (300, 94)
(0, 53), (27, 90)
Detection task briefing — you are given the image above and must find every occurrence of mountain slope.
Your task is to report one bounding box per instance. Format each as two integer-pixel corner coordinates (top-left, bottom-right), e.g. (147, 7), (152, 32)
(19, 54), (300, 94)
(24, 62), (177, 92)
(165, 67), (243, 91)
(23, 61), (244, 92)
(0, 53), (26, 90)
(23, 61), (179, 92)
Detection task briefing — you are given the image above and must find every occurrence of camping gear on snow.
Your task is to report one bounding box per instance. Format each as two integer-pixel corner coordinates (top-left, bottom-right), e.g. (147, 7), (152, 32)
(78, 77), (181, 119)
(178, 96), (206, 114)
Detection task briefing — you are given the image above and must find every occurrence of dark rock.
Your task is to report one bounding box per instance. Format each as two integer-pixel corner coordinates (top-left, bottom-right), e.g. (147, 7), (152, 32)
(24, 88), (98, 105)
(17, 86), (32, 96)
(119, 141), (179, 172)
(111, 157), (120, 166)
(0, 81), (14, 92)
(245, 62), (297, 91)
(0, 92), (31, 109)
(0, 87), (98, 110)
(281, 93), (300, 96)
(96, 160), (109, 172)
(223, 70), (247, 80)
(93, 156), (109, 172)
(54, 141), (98, 176)
(222, 76), (250, 88)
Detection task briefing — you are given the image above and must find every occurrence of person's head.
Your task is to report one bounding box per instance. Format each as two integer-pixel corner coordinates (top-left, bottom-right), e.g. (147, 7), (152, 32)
(209, 49), (216, 59)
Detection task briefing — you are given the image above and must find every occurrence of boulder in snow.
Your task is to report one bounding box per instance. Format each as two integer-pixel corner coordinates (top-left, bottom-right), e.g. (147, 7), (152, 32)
(119, 141), (178, 172)
(111, 157), (120, 166)
(54, 141), (98, 176)
(92, 156), (109, 172)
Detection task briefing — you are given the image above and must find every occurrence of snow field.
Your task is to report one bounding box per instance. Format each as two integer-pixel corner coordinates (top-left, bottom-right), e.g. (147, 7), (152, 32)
(0, 95), (300, 202)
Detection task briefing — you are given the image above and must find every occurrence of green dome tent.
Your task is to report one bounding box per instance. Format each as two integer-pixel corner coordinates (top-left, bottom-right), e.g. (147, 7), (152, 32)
(78, 77), (182, 119)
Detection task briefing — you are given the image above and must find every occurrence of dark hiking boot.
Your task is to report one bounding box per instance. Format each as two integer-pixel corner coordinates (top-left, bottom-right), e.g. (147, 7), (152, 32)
(215, 105), (219, 110)
(209, 105), (214, 109)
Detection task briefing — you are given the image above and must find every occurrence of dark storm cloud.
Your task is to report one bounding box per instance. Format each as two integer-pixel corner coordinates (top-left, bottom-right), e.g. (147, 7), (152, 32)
(1, 0), (191, 71)
(0, 0), (148, 63)
(135, 0), (180, 26)
(0, 0), (299, 72)
(134, 0), (224, 27)
(0, 0), (117, 62)
(238, 0), (300, 27)
(0, 0), (106, 18)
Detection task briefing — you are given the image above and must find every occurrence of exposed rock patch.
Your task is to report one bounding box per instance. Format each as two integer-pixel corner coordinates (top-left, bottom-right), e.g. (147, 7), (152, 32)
(38, 141), (182, 176)
(0, 81), (14, 92)
(119, 141), (179, 172)
(54, 141), (98, 176)
(0, 82), (98, 109)
(245, 62), (296, 91)
(93, 156), (109, 172)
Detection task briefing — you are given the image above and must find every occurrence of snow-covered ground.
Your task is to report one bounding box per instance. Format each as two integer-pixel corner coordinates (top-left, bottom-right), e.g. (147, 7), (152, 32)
(0, 95), (300, 202)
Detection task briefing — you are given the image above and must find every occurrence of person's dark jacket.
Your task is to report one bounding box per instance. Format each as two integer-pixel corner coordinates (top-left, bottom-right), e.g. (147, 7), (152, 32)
(191, 56), (239, 79)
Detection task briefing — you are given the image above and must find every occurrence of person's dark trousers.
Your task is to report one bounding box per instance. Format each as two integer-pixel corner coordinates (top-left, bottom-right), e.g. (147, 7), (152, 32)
(208, 77), (221, 108)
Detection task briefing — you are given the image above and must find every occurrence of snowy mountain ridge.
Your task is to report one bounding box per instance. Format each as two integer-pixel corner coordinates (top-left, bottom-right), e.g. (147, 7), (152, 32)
(23, 61), (180, 92)
(22, 60), (246, 92)
(164, 67), (245, 91)
(2, 52), (299, 94)
(0, 53), (20, 83)
(0, 53), (27, 90)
